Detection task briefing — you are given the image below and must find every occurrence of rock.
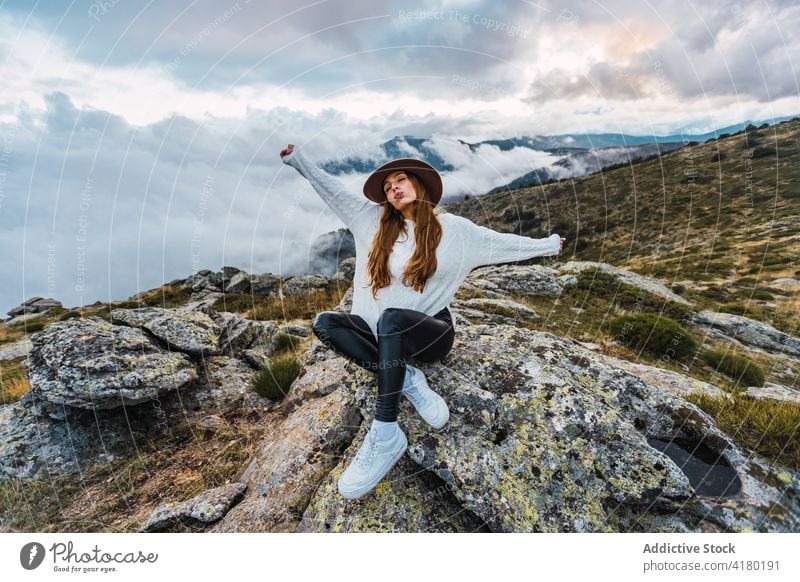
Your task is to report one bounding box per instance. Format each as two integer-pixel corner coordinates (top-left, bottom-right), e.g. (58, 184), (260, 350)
(464, 264), (564, 299)
(6, 297), (63, 318)
(210, 386), (361, 532)
(248, 273), (281, 296)
(389, 324), (798, 532)
(220, 266), (244, 287)
(747, 382), (800, 405)
(2, 311), (48, 327)
(587, 348), (732, 401)
(0, 387), (185, 481)
(215, 312), (278, 357)
(25, 316), (197, 409)
(0, 339), (32, 362)
(192, 290), (225, 304)
(224, 271), (253, 293)
(309, 228), (356, 277)
(337, 257), (356, 281)
(558, 274), (579, 287)
(217, 315), (800, 532)
(140, 483), (247, 532)
(278, 324), (311, 338)
(691, 311), (800, 358)
(281, 274), (331, 297)
(110, 307), (168, 327)
(453, 297), (540, 323)
(180, 270), (219, 293)
(299, 453), (489, 533)
(143, 308), (222, 356)
(192, 355), (274, 414)
(1, 347), (271, 482)
(557, 261), (693, 305)
(770, 278), (799, 287)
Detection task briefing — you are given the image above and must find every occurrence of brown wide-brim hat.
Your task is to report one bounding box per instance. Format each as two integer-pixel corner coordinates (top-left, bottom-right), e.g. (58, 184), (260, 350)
(363, 158), (443, 206)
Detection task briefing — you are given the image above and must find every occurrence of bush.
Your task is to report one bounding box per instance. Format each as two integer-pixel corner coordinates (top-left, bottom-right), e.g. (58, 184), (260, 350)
(700, 348), (766, 387)
(752, 146), (775, 158)
(274, 332), (303, 353)
(608, 312), (699, 361)
(47, 305), (67, 317)
(750, 289), (775, 300)
(250, 353), (301, 400)
(59, 310), (82, 320)
(717, 303), (749, 316)
(10, 319), (46, 333)
(699, 285), (729, 302)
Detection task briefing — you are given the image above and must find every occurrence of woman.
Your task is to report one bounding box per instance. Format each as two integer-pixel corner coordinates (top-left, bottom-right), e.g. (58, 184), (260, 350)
(279, 142), (565, 500)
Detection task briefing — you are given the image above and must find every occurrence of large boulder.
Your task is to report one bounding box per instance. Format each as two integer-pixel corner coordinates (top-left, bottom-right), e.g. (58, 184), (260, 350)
(1, 308), (276, 482)
(299, 320), (800, 532)
(212, 315), (800, 533)
(24, 316), (197, 409)
(389, 324), (798, 532)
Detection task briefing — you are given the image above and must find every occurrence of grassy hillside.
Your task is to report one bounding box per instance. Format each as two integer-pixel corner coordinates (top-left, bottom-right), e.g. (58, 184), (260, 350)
(443, 117), (800, 335)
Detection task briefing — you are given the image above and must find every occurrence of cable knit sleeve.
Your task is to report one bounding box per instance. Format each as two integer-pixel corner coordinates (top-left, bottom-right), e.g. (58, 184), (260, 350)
(281, 146), (380, 240)
(453, 214), (561, 269)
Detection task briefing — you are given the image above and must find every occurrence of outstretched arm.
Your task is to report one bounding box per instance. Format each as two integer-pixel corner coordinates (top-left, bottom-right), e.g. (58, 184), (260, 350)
(453, 214), (562, 269)
(280, 144), (379, 237)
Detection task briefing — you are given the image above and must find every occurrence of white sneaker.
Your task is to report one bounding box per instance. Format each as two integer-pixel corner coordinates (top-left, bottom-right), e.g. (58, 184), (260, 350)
(337, 423), (407, 500)
(401, 364), (449, 430)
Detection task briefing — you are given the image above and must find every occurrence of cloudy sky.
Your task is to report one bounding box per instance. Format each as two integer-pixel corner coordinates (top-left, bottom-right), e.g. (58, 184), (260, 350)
(1, 0), (798, 315)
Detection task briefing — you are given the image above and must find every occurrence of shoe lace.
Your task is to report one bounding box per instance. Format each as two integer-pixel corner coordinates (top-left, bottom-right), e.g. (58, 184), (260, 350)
(354, 431), (379, 470)
(404, 383), (428, 408)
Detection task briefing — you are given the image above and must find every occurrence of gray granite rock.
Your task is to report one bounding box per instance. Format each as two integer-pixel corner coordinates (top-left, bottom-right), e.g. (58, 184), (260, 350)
(24, 316), (197, 409)
(691, 310), (800, 358)
(140, 483), (247, 532)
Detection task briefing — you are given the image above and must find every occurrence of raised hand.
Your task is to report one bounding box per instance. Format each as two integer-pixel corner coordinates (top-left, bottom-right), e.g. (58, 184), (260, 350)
(280, 143), (295, 159)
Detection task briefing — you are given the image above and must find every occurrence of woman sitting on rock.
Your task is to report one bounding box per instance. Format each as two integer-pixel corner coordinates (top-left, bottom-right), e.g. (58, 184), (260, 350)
(279, 142), (565, 500)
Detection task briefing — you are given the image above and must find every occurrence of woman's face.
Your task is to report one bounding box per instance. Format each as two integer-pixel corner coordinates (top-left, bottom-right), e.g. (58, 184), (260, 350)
(383, 171), (417, 212)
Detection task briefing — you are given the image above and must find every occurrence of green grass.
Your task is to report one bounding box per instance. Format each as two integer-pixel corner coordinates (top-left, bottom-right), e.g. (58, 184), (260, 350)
(572, 270), (695, 323)
(444, 116), (800, 336)
(250, 352), (301, 401)
(113, 284), (195, 309)
(686, 391), (800, 471)
(212, 281), (347, 322)
(0, 356), (29, 404)
(700, 348), (766, 387)
(607, 312), (699, 362)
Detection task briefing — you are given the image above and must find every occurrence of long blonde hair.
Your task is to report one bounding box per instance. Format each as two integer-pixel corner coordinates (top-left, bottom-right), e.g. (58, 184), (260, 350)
(365, 171), (443, 299)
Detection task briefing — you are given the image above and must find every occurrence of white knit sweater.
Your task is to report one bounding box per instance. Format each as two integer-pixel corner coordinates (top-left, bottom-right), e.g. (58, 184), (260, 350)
(281, 147), (561, 341)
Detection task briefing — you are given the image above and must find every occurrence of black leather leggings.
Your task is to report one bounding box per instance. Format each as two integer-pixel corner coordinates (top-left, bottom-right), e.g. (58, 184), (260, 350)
(311, 306), (455, 421)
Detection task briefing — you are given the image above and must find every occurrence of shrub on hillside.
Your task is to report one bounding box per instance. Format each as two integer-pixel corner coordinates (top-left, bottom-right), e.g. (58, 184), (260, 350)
(251, 352), (301, 401)
(608, 312), (699, 361)
(700, 348), (766, 387)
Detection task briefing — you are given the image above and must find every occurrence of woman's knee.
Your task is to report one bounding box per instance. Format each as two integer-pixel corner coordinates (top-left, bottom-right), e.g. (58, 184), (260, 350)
(377, 307), (405, 334)
(311, 311), (334, 339)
